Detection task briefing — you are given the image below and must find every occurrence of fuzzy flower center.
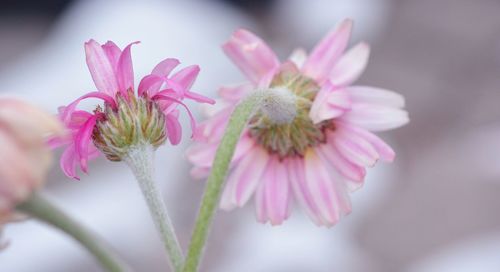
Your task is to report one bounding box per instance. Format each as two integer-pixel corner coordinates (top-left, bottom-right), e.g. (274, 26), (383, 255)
(249, 69), (334, 158)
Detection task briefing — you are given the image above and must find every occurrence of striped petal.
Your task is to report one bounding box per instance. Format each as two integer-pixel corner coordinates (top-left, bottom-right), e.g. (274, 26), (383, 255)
(339, 103), (409, 131)
(302, 19), (353, 82)
(330, 42), (370, 86)
(85, 39), (119, 96)
(222, 29), (280, 86)
(309, 81), (351, 124)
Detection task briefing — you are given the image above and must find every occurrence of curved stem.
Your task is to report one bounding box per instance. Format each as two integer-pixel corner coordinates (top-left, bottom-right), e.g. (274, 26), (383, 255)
(183, 93), (263, 272)
(17, 193), (130, 272)
(124, 144), (184, 272)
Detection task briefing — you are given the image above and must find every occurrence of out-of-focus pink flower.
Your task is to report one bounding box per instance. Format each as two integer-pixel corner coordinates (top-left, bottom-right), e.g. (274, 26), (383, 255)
(187, 19), (409, 226)
(52, 40), (214, 180)
(0, 98), (63, 223)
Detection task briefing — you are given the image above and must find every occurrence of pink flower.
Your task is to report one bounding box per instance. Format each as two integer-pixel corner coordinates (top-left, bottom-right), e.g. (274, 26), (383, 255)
(187, 19), (409, 226)
(0, 98), (63, 223)
(52, 40), (214, 180)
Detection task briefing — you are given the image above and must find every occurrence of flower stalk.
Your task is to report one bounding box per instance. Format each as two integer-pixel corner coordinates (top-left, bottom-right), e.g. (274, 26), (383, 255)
(183, 92), (266, 272)
(123, 144), (184, 272)
(16, 193), (130, 272)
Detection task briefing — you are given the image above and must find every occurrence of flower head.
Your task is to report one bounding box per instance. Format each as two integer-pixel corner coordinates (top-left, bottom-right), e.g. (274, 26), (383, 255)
(187, 19), (409, 226)
(0, 98), (63, 223)
(52, 40), (214, 179)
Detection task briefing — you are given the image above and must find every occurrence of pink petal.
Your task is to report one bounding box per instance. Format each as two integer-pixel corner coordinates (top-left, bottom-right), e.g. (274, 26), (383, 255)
(102, 41), (121, 70)
(190, 166), (210, 180)
(164, 111), (182, 145)
(153, 91), (197, 137)
(332, 129), (379, 167)
(317, 139), (366, 183)
(187, 133), (254, 168)
(60, 92), (117, 123)
(218, 83), (253, 102)
(335, 122), (395, 162)
(222, 29), (280, 85)
(186, 142), (218, 168)
(254, 177), (268, 223)
(302, 19), (353, 82)
(138, 74), (165, 97)
(185, 91), (216, 104)
(85, 39), (119, 96)
(345, 86), (405, 108)
(309, 81), (351, 124)
(195, 106), (233, 142)
(330, 42), (370, 86)
(116, 41), (139, 95)
(152, 58), (180, 77)
(170, 65), (199, 91)
(263, 158), (290, 225)
(339, 103), (409, 131)
(220, 147), (269, 209)
(287, 158), (323, 226)
(0, 131), (35, 199)
(60, 144), (80, 180)
(75, 115), (97, 173)
(304, 149), (351, 225)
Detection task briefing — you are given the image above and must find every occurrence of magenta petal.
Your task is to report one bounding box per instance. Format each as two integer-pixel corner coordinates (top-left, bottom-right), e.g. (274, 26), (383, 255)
(222, 29), (280, 85)
(302, 19), (353, 82)
(170, 65), (200, 91)
(116, 41), (139, 95)
(60, 144), (80, 180)
(330, 42), (370, 86)
(85, 39), (119, 96)
(165, 111), (182, 145)
(60, 92), (116, 124)
(152, 58), (180, 77)
(102, 41), (121, 70)
(75, 115), (97, 173)
(138, 74), (165, 97)
(153, 91), (197, 137)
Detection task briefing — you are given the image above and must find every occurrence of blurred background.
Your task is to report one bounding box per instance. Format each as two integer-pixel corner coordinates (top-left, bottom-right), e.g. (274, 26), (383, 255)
(1, 0), (500, 271)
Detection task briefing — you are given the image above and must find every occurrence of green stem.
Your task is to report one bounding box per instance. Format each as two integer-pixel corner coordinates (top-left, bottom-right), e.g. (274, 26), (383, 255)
(17, 193), (130, 272)
(124, 144), (184, 272)
(183, 93), (263, 272)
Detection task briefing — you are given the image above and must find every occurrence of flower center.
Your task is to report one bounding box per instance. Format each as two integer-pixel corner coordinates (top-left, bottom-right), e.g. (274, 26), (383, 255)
(92, 90), (167, 161)
(248, 68), (334, 159)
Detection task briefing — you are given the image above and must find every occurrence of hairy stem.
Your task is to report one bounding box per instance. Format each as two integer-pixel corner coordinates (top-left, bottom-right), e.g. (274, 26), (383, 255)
(183, 93), (263, 272)
(17, 193), (130, 272)
(124, 144), (184, 272)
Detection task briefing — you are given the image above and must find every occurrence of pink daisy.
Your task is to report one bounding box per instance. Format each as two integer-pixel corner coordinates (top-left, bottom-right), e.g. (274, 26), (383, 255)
(52, 40), (214, 180)
(187, 19), (409, 226)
